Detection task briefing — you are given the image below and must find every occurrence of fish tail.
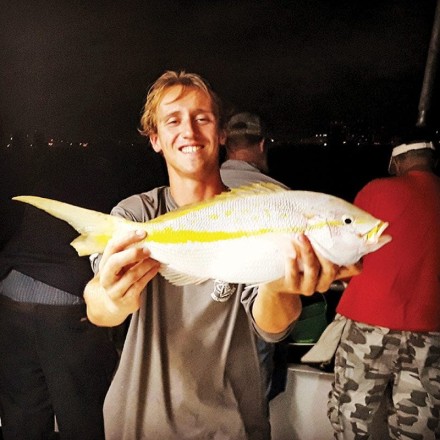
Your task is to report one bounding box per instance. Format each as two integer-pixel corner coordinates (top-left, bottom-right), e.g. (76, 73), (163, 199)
(12, 196), (121, 256)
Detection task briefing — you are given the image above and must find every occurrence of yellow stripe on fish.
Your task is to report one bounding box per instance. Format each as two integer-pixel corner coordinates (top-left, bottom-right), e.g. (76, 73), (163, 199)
(147, 227), (303, 244)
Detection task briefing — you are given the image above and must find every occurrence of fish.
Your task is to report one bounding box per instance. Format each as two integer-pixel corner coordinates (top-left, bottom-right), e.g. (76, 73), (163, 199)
(13, 183), (391, 286)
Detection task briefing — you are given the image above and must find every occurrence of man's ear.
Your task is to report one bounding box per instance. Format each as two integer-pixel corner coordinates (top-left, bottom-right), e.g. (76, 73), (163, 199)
(150, 134), (161, 153)
(218, 128), (226, 146)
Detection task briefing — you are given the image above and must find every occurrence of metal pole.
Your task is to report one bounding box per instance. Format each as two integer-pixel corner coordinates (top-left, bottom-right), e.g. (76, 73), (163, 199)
(417, 0), (440, 127)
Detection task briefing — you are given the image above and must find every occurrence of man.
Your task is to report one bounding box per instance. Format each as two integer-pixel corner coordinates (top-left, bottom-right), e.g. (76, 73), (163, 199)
(220, 111), (289, 403)
(327, 140), (440, 439)
(84, 70), (357, 439)
(220, 111), (282, 186)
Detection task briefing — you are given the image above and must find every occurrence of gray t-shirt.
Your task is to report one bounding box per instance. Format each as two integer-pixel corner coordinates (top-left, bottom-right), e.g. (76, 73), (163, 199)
(220, 160), (288, 190)
(100, 186), (289, 439)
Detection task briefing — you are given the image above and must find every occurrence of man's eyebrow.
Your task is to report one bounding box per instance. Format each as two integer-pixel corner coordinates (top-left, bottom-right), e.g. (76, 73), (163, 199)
(160, 109), (215, 120)
(158, 110), (180, 122)
(191, 109), (216, 118)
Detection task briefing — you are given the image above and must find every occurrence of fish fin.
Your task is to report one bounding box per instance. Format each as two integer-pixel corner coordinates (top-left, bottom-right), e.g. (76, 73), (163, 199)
(12, 196), (125, 256)
(226, 182), (288, 196)
(70, 234), (109, 256)
(159, 265), (211, 286)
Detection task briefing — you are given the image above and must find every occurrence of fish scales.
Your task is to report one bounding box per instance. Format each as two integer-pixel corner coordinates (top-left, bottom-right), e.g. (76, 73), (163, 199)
(12, 183), (391, 286)
(146, 193), (307, 241)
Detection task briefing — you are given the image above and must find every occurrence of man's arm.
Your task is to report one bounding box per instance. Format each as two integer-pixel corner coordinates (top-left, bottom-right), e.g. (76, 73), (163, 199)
(84, 230), (160, 327)
(253, 234), (362, 334)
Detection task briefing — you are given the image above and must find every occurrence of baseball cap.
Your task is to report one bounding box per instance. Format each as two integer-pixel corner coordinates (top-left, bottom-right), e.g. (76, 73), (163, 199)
(391, 141), (435, 158)
(388, 141), (436, 174)
(225, 112), (264, 138)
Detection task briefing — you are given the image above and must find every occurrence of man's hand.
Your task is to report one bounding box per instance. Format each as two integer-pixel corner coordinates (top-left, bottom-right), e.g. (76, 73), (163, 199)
(84, 230), (160, 326)
(263, 234), (362, 296)
(253, 234), (362, 333)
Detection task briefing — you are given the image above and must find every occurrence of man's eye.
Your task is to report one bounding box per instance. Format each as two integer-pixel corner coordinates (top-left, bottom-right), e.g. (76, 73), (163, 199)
(196, 116), (209, 124)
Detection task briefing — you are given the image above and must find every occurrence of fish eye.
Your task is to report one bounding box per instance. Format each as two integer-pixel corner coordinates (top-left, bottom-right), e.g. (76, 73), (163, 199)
(342, 215), (353, 225)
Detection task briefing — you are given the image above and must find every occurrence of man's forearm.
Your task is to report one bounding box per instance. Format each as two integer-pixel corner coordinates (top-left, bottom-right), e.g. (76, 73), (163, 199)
(253, 285), (302, 334)
(84, 276), (131, 327)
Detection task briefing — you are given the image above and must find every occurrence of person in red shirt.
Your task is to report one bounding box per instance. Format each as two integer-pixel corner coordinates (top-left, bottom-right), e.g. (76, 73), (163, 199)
(328, 139), (440, 439)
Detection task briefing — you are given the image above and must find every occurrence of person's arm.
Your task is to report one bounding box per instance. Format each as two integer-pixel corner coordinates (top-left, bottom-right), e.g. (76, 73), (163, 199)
(253, 234), (361, 333)
(84, 230), (160, 327)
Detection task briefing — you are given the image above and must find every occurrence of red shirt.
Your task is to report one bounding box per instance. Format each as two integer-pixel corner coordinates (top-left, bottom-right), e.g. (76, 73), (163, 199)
(337, 171), (440, 331)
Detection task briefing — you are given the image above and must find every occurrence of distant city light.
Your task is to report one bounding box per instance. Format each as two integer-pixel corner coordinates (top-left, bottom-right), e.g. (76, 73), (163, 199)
(2, 120), (440, 151)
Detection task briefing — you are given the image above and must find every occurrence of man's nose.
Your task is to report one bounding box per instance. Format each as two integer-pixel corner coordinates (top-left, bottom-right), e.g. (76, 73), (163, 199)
(181, 118), (197, 137)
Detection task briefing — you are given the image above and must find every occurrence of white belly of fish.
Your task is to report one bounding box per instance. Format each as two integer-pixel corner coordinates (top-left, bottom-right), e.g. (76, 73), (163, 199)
(147, 233), (289, 286)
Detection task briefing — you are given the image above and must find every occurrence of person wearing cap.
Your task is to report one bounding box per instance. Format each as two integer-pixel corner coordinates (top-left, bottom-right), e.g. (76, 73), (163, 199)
(220, 112), (290, 405)
(388, 140), (437, 175)
(327, 140), (440, 439)
(220, 112), (283, 187)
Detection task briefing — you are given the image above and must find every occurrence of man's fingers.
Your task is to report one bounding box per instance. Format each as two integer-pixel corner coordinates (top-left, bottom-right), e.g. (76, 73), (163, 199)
(111, 259), (161, 306)
(281, 234), (343, 295)
(100, 229), (147, 267)
(293, 234), (322, 295)
(335, 261), (363, 281)
(100, 244), (150, 283)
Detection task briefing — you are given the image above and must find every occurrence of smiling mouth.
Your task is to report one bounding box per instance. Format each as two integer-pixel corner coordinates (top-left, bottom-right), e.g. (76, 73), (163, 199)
(180, 146), (202, 153)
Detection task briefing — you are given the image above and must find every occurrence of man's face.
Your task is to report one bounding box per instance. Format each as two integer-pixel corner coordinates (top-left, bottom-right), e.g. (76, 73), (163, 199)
(150, 85), (225, 180)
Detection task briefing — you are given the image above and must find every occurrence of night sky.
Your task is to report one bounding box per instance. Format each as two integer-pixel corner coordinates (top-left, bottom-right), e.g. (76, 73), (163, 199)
(0, 0), (438, 142)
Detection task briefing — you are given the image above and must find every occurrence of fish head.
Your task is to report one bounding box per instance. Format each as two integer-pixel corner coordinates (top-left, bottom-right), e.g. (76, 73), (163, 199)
(304, 201), (392, 266)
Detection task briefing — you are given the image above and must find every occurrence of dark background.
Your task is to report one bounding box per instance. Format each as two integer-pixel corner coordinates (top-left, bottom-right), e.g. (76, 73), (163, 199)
(1, 0), (439, 142)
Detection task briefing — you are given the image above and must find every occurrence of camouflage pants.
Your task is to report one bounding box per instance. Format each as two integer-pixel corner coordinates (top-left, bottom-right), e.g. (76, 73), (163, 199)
(328, 318), (440, 439)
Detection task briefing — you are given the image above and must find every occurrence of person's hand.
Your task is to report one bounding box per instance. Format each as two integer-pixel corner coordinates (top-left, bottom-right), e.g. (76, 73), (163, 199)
(85, 230), (160, 324)
(253, 233), (362, 334)
(262, 233), (362, 297)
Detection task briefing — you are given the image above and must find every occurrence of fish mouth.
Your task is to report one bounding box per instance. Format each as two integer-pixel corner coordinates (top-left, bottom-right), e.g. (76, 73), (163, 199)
(364, 221), (389, 242)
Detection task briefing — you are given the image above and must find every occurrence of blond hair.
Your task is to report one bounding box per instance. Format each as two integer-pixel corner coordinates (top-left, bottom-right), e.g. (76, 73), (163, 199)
(139, 70), (223, 136)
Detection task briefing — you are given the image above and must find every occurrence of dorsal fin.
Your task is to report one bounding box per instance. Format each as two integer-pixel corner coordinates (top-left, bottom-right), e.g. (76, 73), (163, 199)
(227, 182), (288, 196)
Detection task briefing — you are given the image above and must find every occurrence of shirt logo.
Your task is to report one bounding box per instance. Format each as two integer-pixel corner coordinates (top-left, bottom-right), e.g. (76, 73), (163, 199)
(211, 280), (238, 302)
